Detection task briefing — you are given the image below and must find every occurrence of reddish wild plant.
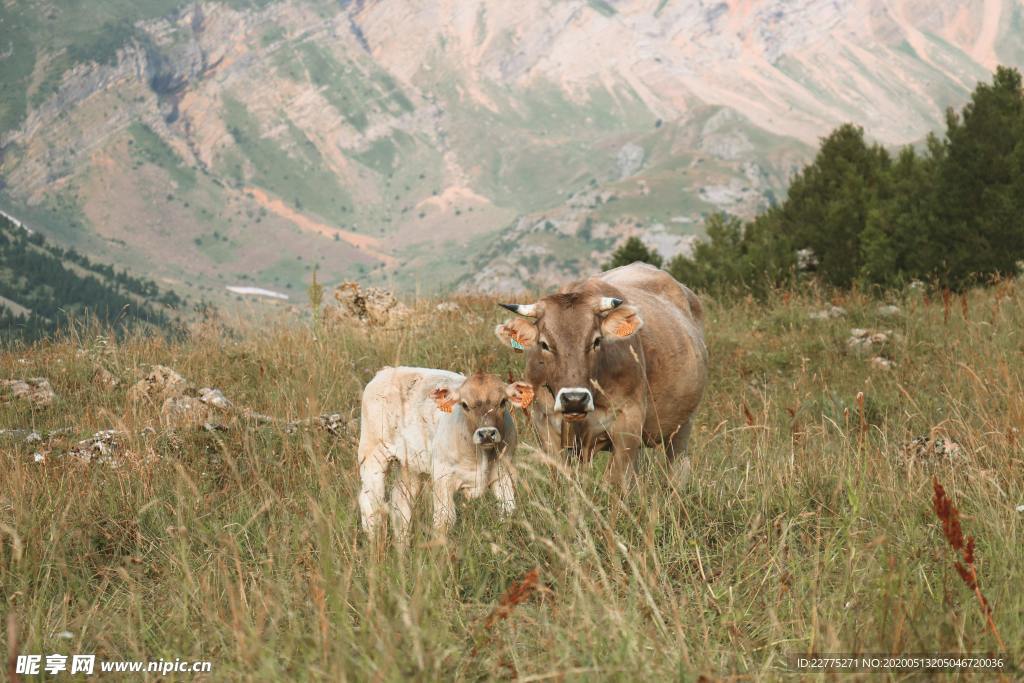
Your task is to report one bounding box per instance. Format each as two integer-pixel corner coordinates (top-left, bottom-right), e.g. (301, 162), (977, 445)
(931, 477), (1006, 651)
(484, 567), (541, 630)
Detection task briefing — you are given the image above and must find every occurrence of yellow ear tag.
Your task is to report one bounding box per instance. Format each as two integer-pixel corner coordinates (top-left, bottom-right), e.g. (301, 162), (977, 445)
(615, 318), (638, 337)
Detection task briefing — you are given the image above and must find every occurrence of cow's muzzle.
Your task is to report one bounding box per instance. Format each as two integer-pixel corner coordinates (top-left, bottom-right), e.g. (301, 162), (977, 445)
(554, 387), (594, 420)
(473, 427), (502, 445)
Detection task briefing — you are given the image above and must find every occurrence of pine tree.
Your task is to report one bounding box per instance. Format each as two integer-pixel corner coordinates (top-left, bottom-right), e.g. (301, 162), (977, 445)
(779, 123), (890, 287)
(930, 66), (1024, 288)
(605, 236), (663, 269)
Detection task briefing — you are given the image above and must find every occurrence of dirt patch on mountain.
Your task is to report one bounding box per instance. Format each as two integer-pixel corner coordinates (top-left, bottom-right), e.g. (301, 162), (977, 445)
(245, 187), (397, 267)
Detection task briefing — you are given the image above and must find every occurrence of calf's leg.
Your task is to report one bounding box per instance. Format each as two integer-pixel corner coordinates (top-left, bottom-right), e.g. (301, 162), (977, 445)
(430, 479), (458, 540)
(358, 447), (389, 537)
(390, 469), (423, 548)
(490, 459), (516, 516)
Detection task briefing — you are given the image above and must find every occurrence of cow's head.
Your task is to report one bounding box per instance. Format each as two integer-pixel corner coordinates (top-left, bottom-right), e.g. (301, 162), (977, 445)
(494, 293), (643, 419)
(430, 373), (533, 448)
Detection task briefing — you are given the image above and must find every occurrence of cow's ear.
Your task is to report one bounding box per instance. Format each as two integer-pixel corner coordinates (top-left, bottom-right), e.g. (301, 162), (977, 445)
(600, 304), (643, 338)
(495, 318), (538, 352)
(505, 381), (535, 410)
(430, 385), (460, 413)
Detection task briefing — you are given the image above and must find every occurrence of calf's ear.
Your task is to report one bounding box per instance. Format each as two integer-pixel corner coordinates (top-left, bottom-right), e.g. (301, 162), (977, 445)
(600, 304), (643, 338)
(505, 381), (535, 410)
(494, 318), (538, 352)
(430, 385), (460, 413)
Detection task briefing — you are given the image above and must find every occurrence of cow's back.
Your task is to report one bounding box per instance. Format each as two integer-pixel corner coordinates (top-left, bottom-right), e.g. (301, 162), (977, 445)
(599, 262), (703, 327)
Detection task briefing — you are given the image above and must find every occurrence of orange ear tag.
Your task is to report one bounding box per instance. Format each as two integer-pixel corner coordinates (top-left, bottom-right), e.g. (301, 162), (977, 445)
(438, 398), (457, 413)
(518, 385), (535, 410)
(615, 319), (638, 336)
(510, 331), (527, 353)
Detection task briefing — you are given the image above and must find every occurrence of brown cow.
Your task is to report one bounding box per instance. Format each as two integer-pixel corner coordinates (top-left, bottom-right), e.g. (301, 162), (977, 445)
(495, 262), (707, 485)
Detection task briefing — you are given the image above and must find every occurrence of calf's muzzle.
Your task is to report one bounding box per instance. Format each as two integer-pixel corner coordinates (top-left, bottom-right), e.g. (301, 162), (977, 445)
(473, 427), (502, 445)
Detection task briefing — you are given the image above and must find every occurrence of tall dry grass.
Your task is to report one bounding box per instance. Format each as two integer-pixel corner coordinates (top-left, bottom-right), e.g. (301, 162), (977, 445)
(0, 282), (1021, 680)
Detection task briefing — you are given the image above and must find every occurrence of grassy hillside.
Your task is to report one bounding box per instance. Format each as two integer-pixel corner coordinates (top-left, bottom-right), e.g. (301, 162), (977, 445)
(1, 281), (1021, 678)
(0, 214), (184, 341)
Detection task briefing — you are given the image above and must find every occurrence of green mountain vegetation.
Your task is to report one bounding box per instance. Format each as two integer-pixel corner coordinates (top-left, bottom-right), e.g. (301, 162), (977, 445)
(0, 213), (185, 342)
(665, 67), (1024, 294)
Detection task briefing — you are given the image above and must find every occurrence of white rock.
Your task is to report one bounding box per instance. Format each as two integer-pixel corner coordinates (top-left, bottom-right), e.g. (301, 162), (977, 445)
(809, 305), (846, 320)
(1, 378), (56, 407)
(198, 387), (232, 410)
(870, 356), (895, 370)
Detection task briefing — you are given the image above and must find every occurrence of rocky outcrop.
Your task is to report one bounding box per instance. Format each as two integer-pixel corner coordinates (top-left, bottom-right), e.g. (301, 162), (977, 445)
(327, 282), (411, 327)
(128, 365), (190, 403)
(1, 378), (56, 407)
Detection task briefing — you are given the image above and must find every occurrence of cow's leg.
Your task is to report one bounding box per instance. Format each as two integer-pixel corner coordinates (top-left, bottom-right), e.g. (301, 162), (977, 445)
(490, 459), (516, 517)
(430, 478), (458, 540)
(358, 447), (390, 538)
(389, 468), (423, 548)
(667, 417), (694, 486)
(606, 408), (645, 490)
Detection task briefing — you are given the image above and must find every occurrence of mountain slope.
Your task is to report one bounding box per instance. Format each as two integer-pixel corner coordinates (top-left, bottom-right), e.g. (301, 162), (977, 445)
(1, 0), (1022, 296)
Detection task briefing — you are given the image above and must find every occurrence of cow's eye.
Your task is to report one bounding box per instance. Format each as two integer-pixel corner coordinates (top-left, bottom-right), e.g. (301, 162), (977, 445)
(592, 337), (602, 350)
(460, 401), (469, 411)
(540, 340), (551, 352)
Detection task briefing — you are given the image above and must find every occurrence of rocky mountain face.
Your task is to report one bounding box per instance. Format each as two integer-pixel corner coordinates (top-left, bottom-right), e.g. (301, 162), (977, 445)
(0, 0), (1021, 297)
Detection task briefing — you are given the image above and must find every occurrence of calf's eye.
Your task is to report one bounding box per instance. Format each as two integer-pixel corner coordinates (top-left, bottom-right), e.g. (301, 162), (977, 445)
(592, 337), (602, 350)
(460, 401), (469, 411)
(540, 341), (551, 352)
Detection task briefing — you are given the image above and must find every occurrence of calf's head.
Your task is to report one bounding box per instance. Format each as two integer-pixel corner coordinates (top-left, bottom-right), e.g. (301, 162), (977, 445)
(430, 373), (533, 447)
(494, 293), (643, 418)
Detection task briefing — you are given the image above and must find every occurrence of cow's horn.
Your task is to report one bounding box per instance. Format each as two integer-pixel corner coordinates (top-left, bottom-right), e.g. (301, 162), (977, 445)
(499, 303), (539, 317)
(597, 297), (623, 312)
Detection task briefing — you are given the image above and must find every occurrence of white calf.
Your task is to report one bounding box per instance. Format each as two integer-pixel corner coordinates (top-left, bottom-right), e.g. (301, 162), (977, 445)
(357, 367), (533, 543)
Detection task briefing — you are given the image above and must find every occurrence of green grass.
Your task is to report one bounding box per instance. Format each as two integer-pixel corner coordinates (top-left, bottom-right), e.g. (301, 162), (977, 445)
(351, 133), (411, 176)
(294, 43), (370, 132)
(220, 94), (352, 223)
(0, 7), (38, 132)
(129, 122), (197, 191)
(588, 0), (617, 18)
(1, 282), (1022, 679)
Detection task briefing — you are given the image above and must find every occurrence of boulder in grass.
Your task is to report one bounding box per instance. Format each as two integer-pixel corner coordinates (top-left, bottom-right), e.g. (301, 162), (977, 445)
(809, 305), (846, 320)
(869, 356), (895, 371)
(435, 301), (461, 314)
(162, 395), (224, 431)
(1, 378), (56, 407)
(902, 435), (964, 464)
(66, 430), (123, 466)
(198, 387), (232, 410)
(328, 282), (410, 327)
(93, 366), (120, 390)
(847, 328), (892, 353)
(128, 365), (189, 403)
